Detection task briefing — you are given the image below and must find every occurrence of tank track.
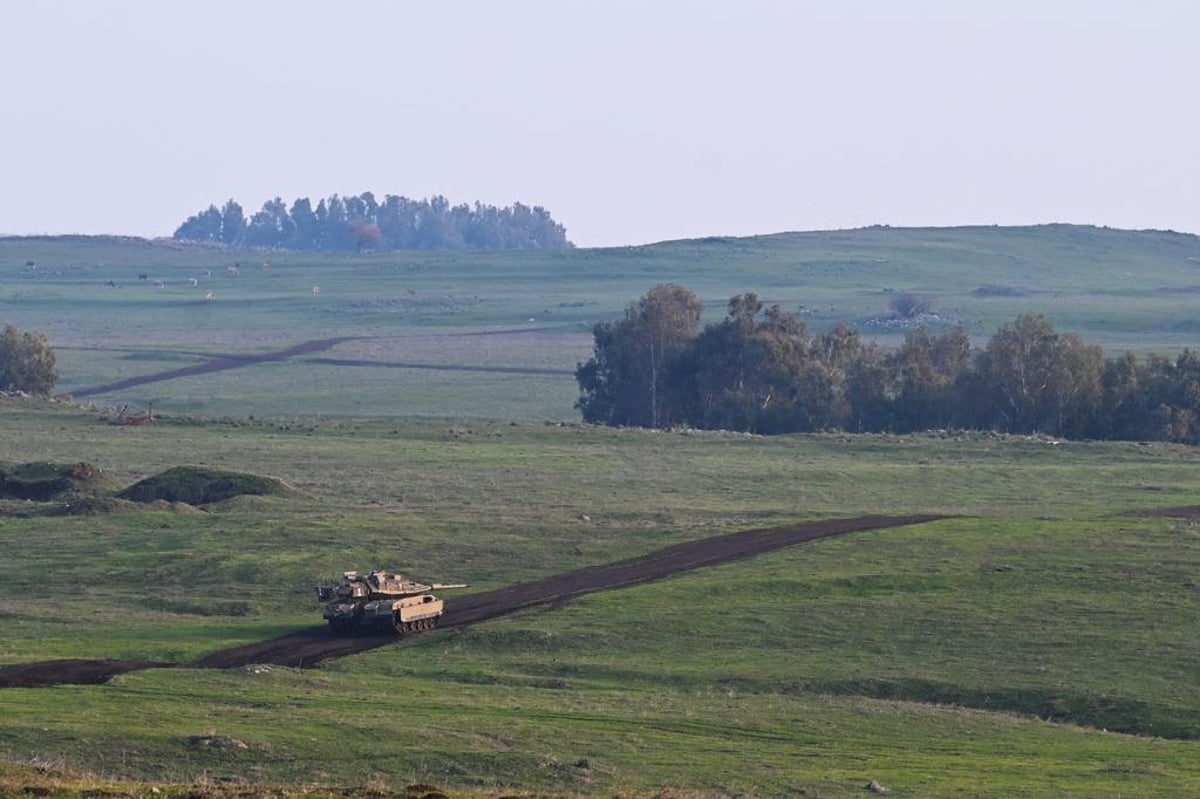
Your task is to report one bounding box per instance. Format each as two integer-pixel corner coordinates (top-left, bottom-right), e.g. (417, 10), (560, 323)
(393, 616), (439, 635)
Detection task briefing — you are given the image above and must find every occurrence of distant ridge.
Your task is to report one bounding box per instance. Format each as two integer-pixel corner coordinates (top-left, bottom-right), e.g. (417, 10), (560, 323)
(633, 222), (1200, 249)
(4, 222), (1198, 251)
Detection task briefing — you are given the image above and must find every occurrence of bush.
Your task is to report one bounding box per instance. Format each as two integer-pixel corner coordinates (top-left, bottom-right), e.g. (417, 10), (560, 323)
(0, 324), (57, 395)
(118, 466), (298, 505)
(889, 292), (932, 319)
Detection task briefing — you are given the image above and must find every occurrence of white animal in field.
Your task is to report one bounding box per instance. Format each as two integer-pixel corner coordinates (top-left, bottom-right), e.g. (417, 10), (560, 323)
(204, 291), (215, 300)
(154, 280), (165, 288)
(189, 278), (198, 287)
(227, 265), (240, 277)
(312, 284), (321, 296)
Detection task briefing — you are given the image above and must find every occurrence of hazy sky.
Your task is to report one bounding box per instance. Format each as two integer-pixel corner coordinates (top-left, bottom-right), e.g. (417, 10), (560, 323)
(3, 1), (1197, 247)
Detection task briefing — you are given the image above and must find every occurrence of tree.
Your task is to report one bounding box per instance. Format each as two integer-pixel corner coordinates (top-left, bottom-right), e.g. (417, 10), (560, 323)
(974, 315), (1102, 435)
(576, 284), (703, 428)
(890, 327), (971, 431)
(0, 324), (57, 395)
(1133, 350), (1200, 443)
(219, 200), (246, 245)
(173, 204), (222, 242)
(289, 197), (318, 250)
(683, 295), (818, 433)
(350, 219), (383, 251)
(173, 192), (572, 251)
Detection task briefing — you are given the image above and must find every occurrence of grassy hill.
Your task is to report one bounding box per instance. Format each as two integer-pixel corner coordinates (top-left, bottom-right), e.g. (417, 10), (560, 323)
(5, 228), (1200, 796)
(1, 397), (1199, 796)
(3, 225), (1200, 420)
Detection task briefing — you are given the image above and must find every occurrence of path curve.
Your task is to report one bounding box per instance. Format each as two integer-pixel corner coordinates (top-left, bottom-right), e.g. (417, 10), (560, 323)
(0, 514), (943, 688)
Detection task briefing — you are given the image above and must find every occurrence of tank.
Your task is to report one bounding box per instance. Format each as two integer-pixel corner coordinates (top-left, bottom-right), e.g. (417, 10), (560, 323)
(315, 570), (468, 636)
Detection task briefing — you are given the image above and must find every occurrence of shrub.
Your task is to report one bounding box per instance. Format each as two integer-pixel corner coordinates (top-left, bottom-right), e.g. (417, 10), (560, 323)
(0, 324), (57, 395)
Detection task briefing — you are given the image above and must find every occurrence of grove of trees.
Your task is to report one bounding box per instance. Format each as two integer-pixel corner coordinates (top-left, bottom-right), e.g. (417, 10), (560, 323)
(0, 324), (57, 395)
(174, 193), (572, 251)
(576, 284), (1200, 443)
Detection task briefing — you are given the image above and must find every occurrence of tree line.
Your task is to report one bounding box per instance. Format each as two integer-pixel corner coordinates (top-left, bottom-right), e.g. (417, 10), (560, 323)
(174, 192), (572, 251)
(576, 284), (1200, 443)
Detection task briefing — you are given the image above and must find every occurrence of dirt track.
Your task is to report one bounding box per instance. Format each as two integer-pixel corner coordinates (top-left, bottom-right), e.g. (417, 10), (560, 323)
(69, 330), (573, 398)
(0, 514), (940, 689)
(72, 338), (357, 398)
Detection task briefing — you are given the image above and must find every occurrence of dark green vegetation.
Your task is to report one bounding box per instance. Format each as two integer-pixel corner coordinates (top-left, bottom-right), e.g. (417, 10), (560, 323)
(118, 465), (301, 505)
(175, 192), (571, 251)
(1, 398), (1200, 796)
(578, 287), (1200, 441)
(0, 460), (117, 502)
(0, 322), (56, 394)
(0, 460), (296, 518)
(4, 224), (1200, 422)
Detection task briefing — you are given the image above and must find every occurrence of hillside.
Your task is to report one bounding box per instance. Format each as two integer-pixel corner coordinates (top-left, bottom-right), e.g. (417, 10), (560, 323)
(1, 398), (1199, 796)
(2, 224), (1198, 420)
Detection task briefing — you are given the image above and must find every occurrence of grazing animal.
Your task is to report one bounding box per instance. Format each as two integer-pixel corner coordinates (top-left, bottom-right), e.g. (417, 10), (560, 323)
(226, 265), (240, 277)
(312, 284), (321, 296)
(189, 278), (199, 287)
(154, 280), (165, 288)
(104, 279), (117, 288)
(204, 291), (215, 300)
(138, 273), (148, 280)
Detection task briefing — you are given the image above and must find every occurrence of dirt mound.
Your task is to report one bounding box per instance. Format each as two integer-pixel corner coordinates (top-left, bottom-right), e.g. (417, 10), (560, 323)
(0, 463), (301, 517)
(0, 461), (116, 501)
(201, 494), (293, 513)
(38, 496), (143, 516)
(118, 466), (301, 505)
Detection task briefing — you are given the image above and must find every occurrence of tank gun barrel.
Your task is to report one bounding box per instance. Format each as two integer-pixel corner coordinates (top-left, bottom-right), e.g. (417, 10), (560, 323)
(428, 583), (469, 591)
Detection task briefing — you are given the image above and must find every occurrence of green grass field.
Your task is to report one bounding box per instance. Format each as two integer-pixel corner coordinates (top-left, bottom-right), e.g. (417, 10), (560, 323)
(3, 227), (1200, 796)
(4, 225), (1200, 420)
(2, 397), (1200, 797)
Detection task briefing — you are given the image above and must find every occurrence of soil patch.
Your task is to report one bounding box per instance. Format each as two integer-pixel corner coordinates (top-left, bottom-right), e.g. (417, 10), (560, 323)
(0, 658), (173, 687)
(1135, 505), (1200, 520)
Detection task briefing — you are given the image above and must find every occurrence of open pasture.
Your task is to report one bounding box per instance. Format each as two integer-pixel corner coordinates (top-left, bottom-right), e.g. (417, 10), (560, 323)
(1, 398), (1200, 795)
(3, 225), (1200, 420)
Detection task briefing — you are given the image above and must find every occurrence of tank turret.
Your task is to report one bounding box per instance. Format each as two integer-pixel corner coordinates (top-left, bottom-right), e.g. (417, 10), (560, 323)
(315, 569), (468, 636)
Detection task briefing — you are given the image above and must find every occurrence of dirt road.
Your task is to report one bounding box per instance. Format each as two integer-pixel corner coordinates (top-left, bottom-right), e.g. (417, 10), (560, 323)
(71, 338), (357, 398)
(0, 514), (941, 688)
(69, 331), (573, 398)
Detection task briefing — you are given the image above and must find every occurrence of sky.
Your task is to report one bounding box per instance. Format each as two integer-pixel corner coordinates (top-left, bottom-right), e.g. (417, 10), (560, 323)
(2, 1), (1197, 248)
